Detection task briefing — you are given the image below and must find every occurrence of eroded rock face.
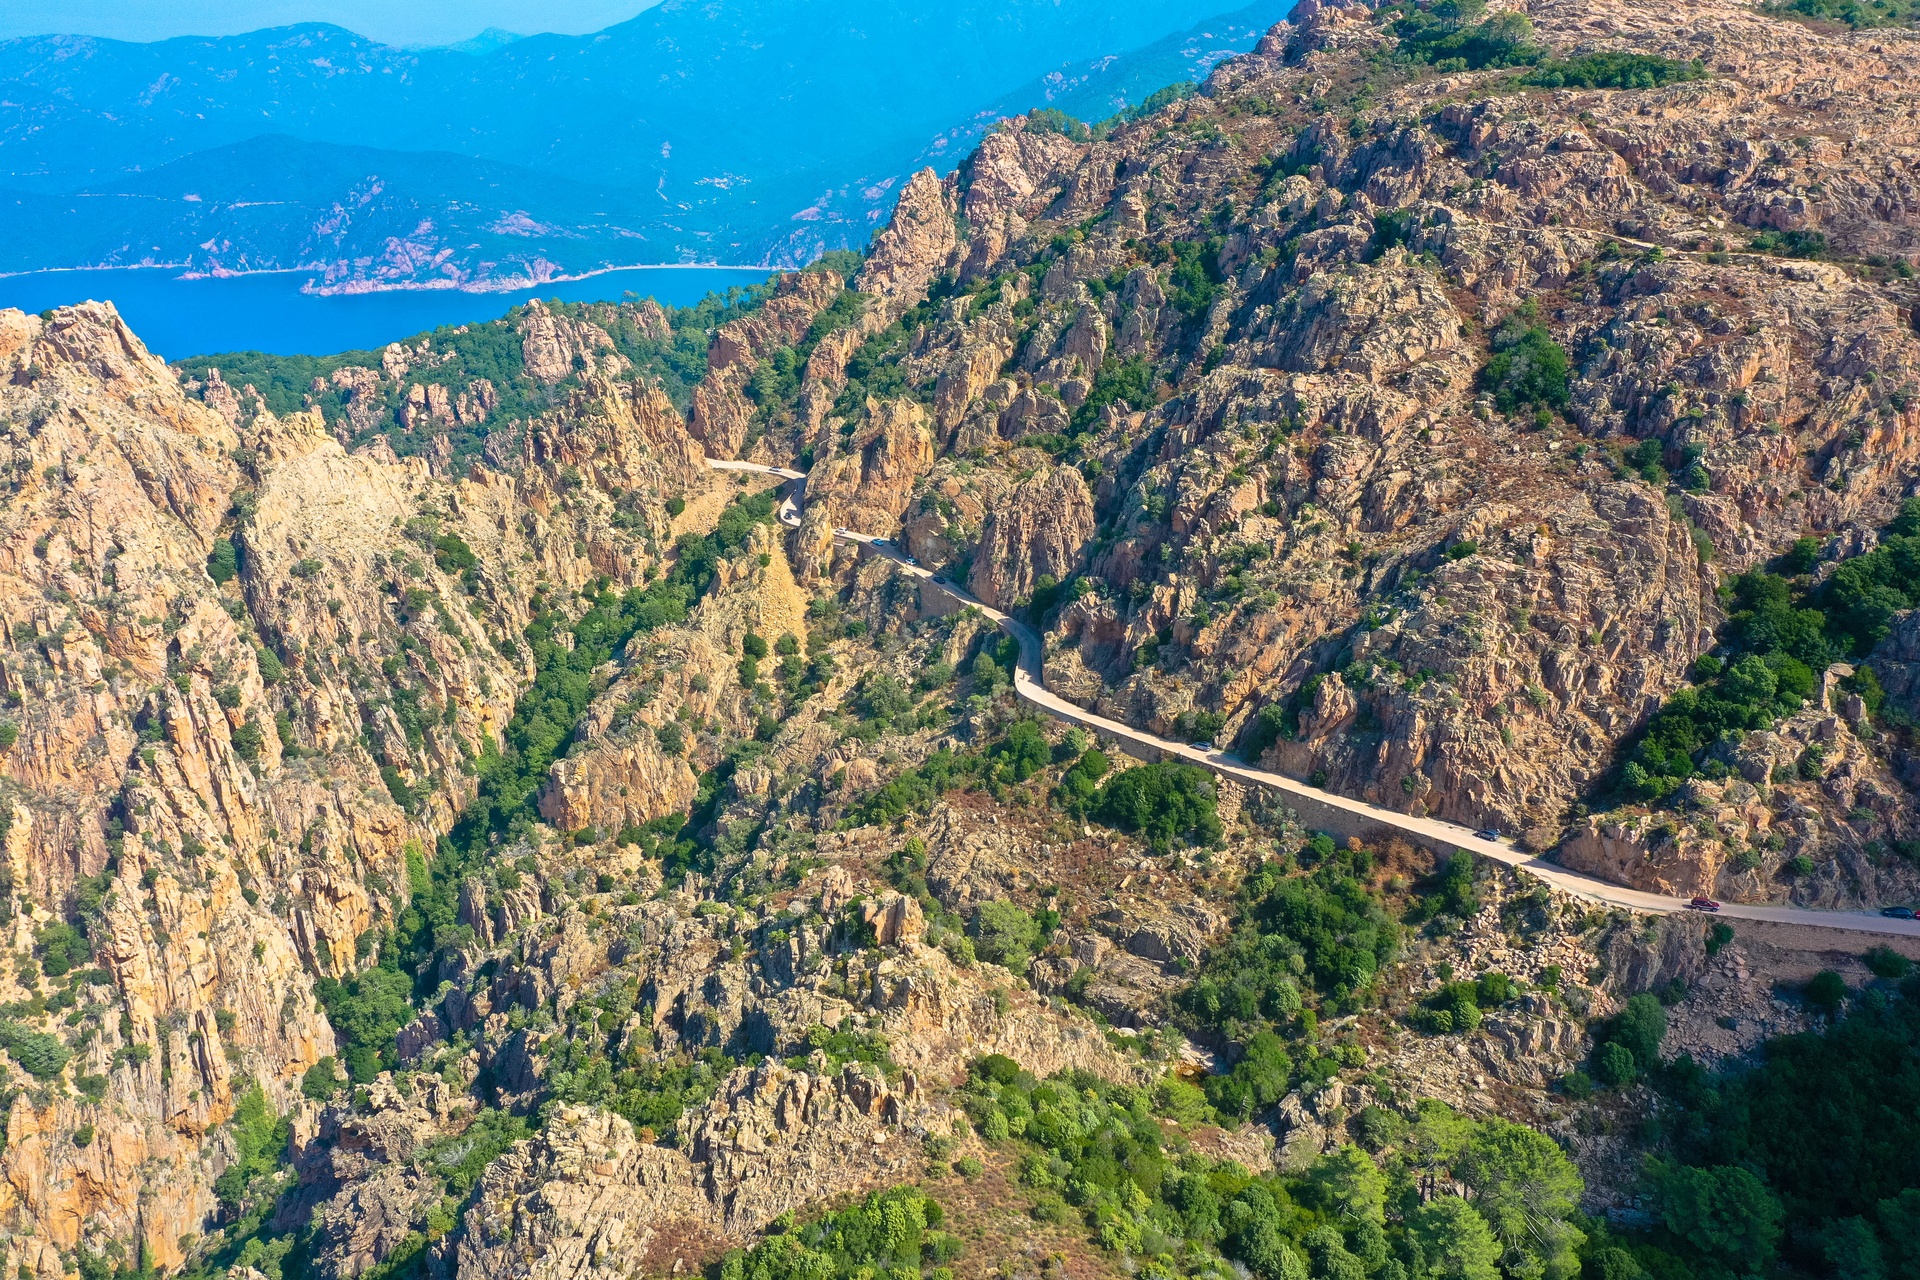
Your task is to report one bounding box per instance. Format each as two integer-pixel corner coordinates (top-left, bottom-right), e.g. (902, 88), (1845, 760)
(0, 292), (728, 1269)
(519, 301), (625, 386)
(689, 270), (845, 459)
(795, 398), (937, 580)
(966, 466), (1096, 609)
(856, 169), (960, 317)
(771, 0), (1920, 879)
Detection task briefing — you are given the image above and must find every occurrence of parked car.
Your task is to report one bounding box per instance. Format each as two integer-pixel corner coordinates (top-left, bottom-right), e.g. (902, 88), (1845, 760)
(1881, 906), (1916, 919)
(904, 555), (918, 565)
(1688, 896), (1721, 912)
(1474, 829), (1500, 841)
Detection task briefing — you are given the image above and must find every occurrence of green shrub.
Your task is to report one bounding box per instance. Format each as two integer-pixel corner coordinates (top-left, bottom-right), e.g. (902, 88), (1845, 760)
(207, 538), (240, 584)
(312, 958), (415, 1083)
(1071, 357), (1156, 433)
(971, 901), (1041, 976)
(431, 533), (476, 574)
(962, 1053), (1584, 1280)
(1165, 239), (1225, 324)
(301, 1055), (345, 1100)
(1594, 1041), (1638, 1087)
(1480, 307), (1570, 414)
(1024, 107), (1089, 142)
(1521, 52), (1704, 88)
(34, 922), (89, 978)
(1611, 993), (1669, 1066)
(1644, 1160), (1783, 1272)
(1804, 969), (1849, 1013)
(1769, 0), (1920, 22)
(1181, 838), (1398, 1061)
(0, 1020), (69, 1077)
(1749, 228), (1829, 258)
(1207, 1031), (1295, 1120)
(1866, 946), (1913, 979)
(1389, 5), (1545, 70)
(1089, 762), (1221, 852)
(990, 720), (1050, 782)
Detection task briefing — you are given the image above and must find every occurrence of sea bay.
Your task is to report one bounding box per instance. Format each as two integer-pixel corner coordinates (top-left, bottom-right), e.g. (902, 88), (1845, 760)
(0, 264), (773, 360)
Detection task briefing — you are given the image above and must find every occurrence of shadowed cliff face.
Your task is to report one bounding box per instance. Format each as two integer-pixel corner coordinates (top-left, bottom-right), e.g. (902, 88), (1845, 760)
(3, 0), (1920, 1269)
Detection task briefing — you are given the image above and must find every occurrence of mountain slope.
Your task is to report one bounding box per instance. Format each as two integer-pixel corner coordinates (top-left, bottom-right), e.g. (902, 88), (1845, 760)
(2, 0), (1920, 1276)
(0, 135), (669, 284)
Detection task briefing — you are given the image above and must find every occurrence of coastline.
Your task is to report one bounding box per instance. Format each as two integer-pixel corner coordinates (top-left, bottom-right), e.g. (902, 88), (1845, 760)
(0, 260), (782, 296)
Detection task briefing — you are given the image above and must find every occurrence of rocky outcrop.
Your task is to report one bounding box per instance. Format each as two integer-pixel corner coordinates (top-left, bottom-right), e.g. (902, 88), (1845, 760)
(797, 398), (937, 575)
(452, 1062), (930, 1280)
(518, 300), (625, 385)
(966, 465), (1095, 609)
(856, 169), (960, 318)
(688, 269), (846, 459)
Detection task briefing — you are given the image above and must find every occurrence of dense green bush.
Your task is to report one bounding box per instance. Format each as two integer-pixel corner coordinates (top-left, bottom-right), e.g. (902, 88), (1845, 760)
(34, 921), (90, 978)
(1479, 306), (1571, 414)
(718, 1186), (954, 1280)
(212, 1084), (290, 1213)
(1643, 1160), (1784, 1272)
(1165, 238), (1226, 325)
(1387, 2), (1546, 71)
(970, 901), (1043, 976)
(1768, 0), (1920, 23)
(1818, 498), (1920, 652)
(1206, 1031), (1295, 1122)
(1090, 762), (1222, 852)
(1620, 977), (1920, 1276)
(1521, 52), (1705, 88)
(1056, 747), (1111, 810)
(963, 1054), (1585, 1280)
(1180, 835), (1398, 1096)
(1804, 968), (1850, 1014)
(990, 720), (1052, 783)
(207, 538), (240, 584)
(1071, 357), (1157, 434)
(1410, 971), (1517, 1035)
(313, 960), (415, 1083)
(1024, 107), (1090, 142)
(0, 1019), (69, 1077)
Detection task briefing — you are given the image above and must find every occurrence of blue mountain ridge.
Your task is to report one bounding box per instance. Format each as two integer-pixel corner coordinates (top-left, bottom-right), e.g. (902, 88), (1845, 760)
(0, 0), (1287, 286)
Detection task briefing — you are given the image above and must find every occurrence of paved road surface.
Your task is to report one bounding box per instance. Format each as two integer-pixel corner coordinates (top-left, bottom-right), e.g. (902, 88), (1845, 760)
(710, 459), (1920, 940)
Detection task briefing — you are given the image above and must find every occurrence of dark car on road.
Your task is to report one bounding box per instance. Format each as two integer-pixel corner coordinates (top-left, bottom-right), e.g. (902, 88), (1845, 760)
(1882, 906), (1916, 919)
(1688, 896), (1721, 912)
(1474, 829), (1500, 841)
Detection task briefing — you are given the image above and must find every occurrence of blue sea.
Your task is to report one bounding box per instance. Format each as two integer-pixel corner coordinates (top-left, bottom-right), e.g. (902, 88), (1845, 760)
(0, 266), (773, 360)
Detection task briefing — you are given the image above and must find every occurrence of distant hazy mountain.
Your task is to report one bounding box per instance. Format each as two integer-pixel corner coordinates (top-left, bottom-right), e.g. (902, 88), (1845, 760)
(436, 27), (525, 55)
(0, 0), (1283, 288)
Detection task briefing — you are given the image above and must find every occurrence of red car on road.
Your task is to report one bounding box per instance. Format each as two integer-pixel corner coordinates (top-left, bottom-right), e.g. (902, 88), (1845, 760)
(1687, 897), (1721, 912)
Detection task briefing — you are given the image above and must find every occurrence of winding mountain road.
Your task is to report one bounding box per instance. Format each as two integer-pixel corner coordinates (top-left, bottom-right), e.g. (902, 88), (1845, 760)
(708, 458), (1920, 940)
